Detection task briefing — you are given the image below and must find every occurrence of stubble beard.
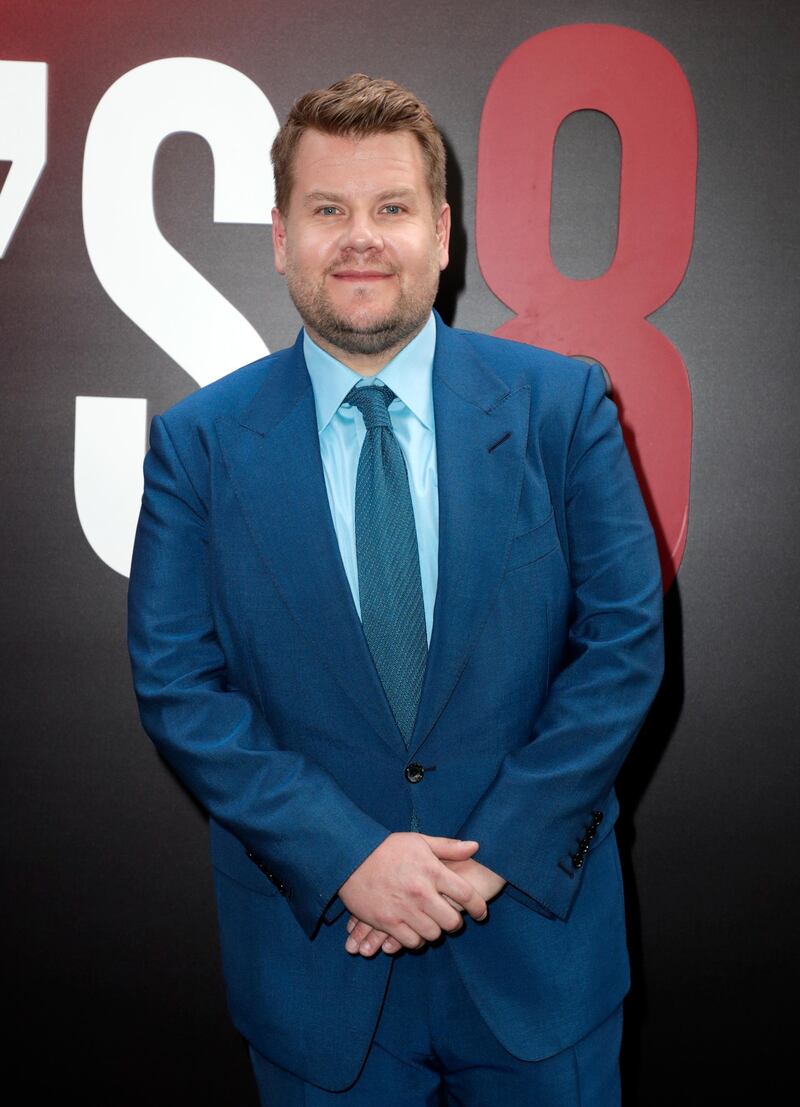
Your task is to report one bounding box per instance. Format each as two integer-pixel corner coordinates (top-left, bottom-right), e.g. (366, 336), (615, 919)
(284, 258), (441, 357)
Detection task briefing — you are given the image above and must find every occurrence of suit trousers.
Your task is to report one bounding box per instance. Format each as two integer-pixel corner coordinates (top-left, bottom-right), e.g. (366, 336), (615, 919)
(248, 935), (623, 1105)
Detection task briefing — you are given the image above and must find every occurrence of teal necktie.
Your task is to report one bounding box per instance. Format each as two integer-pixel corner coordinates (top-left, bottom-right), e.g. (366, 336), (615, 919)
(342, 383), (428, 751)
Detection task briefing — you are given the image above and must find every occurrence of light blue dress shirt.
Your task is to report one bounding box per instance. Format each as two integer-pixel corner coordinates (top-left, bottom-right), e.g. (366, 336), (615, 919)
(303, 311), (439, 646)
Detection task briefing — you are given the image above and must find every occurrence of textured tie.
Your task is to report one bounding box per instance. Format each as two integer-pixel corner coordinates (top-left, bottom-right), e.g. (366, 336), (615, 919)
(343, 382), (428, 752)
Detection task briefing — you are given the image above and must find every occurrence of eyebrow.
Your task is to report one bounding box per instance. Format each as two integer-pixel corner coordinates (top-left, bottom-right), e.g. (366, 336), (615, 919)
(301, 187), (418, 206)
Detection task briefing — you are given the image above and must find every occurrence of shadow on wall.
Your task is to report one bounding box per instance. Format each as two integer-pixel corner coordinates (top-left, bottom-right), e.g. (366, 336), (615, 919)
(434, 133), (466, 326)
(617, 580), (684, 1103)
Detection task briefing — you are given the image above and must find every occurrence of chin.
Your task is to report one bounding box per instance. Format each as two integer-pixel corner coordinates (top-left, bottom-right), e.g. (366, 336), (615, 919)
(333, 306), (397, 335)
(333, 291), (395, 320)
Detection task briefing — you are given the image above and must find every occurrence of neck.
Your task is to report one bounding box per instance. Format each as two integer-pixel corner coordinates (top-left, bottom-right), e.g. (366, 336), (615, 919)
(303, 320), (427, 377)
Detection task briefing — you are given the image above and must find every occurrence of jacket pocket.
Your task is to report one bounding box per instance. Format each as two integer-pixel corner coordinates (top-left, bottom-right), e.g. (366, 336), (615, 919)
(505, 509), (560, 573)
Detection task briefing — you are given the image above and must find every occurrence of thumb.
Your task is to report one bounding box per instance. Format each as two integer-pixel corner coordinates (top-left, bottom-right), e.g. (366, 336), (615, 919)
(420, 835), (479, 859)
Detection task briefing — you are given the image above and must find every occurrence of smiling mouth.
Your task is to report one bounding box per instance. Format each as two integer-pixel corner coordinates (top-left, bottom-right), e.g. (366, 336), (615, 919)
(330, 270), (394, 281)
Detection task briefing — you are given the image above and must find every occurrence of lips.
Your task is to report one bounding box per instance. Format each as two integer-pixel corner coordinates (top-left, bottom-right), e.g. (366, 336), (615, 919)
(330, 270), (394, 280)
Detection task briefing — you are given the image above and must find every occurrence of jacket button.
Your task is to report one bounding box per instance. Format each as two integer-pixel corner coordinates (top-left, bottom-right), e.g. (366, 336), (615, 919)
(405, 763), (425, 784)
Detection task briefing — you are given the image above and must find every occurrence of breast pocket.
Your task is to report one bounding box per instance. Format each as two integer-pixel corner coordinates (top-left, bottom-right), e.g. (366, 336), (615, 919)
(505, 508), (560, 573)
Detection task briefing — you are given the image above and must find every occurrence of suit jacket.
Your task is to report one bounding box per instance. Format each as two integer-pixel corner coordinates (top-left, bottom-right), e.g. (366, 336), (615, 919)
(127, 309), (664, 1090)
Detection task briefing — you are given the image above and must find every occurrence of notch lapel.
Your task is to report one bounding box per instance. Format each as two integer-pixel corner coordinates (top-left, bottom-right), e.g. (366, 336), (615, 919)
(215, 332), (408, 758)
(406, 315), (530, 759)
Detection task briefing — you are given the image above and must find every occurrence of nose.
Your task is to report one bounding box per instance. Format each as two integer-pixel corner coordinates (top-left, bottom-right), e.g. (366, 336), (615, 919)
(338, 210), (383, 255)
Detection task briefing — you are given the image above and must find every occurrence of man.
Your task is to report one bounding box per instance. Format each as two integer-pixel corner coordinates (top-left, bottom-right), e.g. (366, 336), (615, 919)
(128, 73), (664, 1104)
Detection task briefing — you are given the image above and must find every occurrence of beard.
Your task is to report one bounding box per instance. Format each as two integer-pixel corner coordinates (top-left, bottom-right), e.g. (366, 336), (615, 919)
(284, 256), (441, 357)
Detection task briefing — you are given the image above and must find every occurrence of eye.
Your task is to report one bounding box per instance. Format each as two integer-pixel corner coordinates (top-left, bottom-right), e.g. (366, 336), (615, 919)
(381, 204), (403, 215)
(316, 205), (340, 216)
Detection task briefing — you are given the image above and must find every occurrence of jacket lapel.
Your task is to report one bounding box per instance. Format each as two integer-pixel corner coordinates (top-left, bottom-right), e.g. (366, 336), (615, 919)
(407, 314), (530, 758)
(215, 331), (408, 757)
(215, 314), (530, 763)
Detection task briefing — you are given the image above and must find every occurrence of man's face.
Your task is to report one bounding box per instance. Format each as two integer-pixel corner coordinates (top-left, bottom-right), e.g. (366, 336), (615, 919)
(272, 128), (450, 359)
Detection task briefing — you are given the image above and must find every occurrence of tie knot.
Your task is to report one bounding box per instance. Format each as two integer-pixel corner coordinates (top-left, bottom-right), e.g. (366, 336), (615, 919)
(343, 383), (396, 430)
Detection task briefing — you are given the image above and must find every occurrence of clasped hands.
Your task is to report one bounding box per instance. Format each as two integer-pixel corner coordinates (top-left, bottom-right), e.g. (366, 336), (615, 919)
(338, 832), (506, 958)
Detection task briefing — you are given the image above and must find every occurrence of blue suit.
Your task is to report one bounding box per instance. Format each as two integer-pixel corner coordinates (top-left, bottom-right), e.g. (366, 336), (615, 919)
(127, 309), (664, 1091)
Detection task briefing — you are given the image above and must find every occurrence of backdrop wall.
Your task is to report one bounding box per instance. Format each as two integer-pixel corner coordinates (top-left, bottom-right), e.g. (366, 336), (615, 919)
(2, 1), (797, 1102)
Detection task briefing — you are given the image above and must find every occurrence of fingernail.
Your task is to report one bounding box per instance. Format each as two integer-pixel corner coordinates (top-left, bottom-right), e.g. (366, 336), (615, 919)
(360, 942), (372, 954)
(346, 938), (358, 953)
(346, 919), (355, 933)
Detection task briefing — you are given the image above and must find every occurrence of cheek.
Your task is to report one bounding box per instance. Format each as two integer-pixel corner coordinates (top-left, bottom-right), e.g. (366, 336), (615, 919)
(390, 235), (440, 272)
(286, 240), (330, 278)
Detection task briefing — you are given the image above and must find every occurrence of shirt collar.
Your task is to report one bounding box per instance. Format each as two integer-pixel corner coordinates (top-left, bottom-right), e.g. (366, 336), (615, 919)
(303, 311), (436, 434)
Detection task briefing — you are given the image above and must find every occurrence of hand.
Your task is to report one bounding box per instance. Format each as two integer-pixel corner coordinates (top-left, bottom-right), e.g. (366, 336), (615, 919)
(338, 833), (488, 956)
(343, 852), (506, 958)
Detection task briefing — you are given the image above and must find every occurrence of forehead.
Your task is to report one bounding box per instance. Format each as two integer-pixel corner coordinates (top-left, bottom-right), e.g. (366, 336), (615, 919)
(291, 128), (429, 200)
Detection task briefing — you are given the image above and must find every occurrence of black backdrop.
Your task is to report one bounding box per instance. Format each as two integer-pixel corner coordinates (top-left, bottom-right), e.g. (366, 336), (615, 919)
(2, 1), (798, 1102)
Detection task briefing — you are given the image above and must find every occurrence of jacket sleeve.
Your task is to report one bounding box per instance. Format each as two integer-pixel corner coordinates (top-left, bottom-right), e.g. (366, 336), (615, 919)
(127, 413), (391, 939)
(455, 362), (665, 921)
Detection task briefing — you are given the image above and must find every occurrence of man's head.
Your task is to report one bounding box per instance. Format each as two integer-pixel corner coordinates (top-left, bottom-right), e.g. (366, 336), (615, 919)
(271, 73), (446, 218)
(270, 74), (450, 366)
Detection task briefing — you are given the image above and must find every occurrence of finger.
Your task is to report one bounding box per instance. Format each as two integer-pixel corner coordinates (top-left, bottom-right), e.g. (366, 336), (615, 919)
(381, 937), (402, 954)
(351, 920), (373, 943)
(389, 921), (430, 951)
(437, 870), (488, 922)
(420, 893), (464, 934)
(439, 900), (466, 932)
(420, 835), (479, 860)
(404, 909), (443, 944)
(357, 929), (390, 956)
(345, 919), (374, 953)
(347, 915), (358, 934)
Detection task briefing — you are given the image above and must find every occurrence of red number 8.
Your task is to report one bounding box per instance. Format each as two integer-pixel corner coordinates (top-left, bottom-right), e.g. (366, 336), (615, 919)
(476, 24), (698, 589)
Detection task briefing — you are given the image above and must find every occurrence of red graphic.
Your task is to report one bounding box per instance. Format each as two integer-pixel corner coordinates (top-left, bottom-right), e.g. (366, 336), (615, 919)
(476, 24), (698, 589)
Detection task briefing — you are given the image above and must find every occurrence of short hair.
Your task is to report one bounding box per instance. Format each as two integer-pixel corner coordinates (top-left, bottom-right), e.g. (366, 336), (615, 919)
(271, 73), (447, 215)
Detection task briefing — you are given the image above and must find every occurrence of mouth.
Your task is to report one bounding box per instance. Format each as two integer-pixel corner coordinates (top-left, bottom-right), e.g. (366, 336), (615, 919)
(330, 270), (394, 281)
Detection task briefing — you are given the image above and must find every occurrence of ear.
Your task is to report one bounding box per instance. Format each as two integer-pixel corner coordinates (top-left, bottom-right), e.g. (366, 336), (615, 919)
(272, 207), (287, 275)
(435, 202), (451, 271)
